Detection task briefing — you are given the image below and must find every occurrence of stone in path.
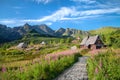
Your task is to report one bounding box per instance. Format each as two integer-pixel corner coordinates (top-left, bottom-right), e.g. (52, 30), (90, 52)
(54, 56), (89, 80)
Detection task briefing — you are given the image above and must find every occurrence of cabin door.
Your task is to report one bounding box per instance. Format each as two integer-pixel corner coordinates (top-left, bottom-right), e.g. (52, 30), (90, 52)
(88, 45), (91, 49)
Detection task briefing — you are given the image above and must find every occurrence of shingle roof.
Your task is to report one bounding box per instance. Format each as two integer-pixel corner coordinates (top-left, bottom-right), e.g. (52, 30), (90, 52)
(41, 41), (46, 45)
(80, 35), (99, 46)
(80, 36), (89, 45)
(17, 42), (27, 48)
(86, 35), (99, 46)
(17, 42), (24, 48)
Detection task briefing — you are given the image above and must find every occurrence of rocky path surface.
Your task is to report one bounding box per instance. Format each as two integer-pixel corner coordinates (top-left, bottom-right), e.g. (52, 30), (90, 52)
(54, 56), (89, 80)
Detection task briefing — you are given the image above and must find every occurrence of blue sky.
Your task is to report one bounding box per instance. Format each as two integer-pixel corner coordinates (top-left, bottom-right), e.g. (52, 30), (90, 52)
(0, 0), (120, 30)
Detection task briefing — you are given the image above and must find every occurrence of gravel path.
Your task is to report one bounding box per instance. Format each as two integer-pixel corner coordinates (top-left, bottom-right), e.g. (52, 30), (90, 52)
(54, 56), (89, 80)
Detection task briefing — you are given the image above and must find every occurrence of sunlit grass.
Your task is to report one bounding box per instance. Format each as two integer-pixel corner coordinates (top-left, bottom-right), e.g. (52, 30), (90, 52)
(87, 49), (120, 80)
(0, 49), (81, 80)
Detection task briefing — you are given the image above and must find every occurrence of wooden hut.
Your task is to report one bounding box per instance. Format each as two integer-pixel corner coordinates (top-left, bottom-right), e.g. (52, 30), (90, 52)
(41, 41), (46, 45)
(80, 35), (104, 49)
(17, 42), (27, 49)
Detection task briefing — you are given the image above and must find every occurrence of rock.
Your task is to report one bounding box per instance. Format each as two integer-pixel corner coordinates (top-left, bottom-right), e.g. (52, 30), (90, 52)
(71, 46), (77, 50)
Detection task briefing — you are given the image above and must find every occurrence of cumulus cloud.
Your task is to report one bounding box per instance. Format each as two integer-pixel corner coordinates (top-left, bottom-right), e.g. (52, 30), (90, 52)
(33, 0), (52, 4)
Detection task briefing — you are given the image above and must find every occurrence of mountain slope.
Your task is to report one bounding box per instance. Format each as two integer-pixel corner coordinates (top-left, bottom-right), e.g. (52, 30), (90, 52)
(38, 24), (55, 35)
(0, 24), (22, 43)
(62, 28), (89, 38)
(89, 27), (120, 35)
(1, 24), (119, 44)
(55, 28), (66, 36)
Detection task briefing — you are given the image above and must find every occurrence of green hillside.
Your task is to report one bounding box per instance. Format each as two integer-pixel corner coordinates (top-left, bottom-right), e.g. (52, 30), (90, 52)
(89, 27), (119, 35)
(89, 27), (120, 48)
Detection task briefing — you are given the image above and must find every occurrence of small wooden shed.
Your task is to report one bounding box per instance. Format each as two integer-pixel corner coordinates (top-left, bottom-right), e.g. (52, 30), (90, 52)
(17, 42), (27, 49)
(80, 35), (104, 49)
(41, 41), (46, 45)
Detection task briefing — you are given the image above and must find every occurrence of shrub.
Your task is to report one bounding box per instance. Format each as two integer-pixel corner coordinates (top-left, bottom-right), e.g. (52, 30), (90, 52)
(80, 49), (90, 55)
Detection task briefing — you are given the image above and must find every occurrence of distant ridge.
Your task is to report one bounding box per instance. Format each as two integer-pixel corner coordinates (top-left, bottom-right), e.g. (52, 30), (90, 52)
(0, 23), (119, 43)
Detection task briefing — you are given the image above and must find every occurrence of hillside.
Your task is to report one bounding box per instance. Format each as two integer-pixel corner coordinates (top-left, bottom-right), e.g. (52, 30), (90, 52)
(89, 27), (120, 35)
(0, 24), (22, 43)
(0, 23), (119, 46)
(89, 27), (120, 48)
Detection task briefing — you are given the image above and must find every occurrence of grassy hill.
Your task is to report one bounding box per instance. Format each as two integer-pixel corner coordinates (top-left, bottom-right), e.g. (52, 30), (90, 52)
(89, 27), (119, 35)
(89, 27), (120, 48)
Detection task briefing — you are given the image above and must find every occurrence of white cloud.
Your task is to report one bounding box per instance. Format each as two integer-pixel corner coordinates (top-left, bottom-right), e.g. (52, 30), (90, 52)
(61, 15), (100, 20)
(37, 7), (76, 22)
(1, 7), (120, 26)
(71, 0), (96, 4)
(45, 22), (52, 25)
(76, 8), (120, 16)
(37, 7), (120, 21)
(0, 20), (16, 24)
(33, 0), (52, 4)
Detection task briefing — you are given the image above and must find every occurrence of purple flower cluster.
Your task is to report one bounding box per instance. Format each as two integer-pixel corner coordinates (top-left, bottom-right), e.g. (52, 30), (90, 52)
(2, 66), (7, 73)
(45, 50), (78, 61)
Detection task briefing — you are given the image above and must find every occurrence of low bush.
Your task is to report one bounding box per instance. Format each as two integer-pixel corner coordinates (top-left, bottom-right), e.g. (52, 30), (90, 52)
(80, 49), (90, 55)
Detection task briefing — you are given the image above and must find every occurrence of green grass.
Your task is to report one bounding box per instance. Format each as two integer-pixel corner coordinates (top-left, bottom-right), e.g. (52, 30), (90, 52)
(0, 53), (81, 80)
(87, 49), (120, 80)
(0, 35), (80, 80)
(89, 27), (119, 35)
(0, 36), (73, 49)
(0, 43), (70, 63)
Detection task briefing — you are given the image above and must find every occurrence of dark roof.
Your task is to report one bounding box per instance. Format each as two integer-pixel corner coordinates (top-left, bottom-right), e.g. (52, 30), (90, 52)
(80, 35), (99, 46)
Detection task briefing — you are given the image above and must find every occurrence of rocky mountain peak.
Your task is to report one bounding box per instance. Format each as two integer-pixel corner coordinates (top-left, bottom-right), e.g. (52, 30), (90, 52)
(0, 23), (90, 43)
(38, 24), (55, 35)
(23, 23), (32, 32)
(55, 28), (66, 36)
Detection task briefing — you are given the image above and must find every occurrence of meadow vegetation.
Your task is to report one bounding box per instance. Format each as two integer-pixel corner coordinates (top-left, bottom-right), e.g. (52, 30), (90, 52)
(0, 36), (81, 80)
(0, 27), (120, 80)
(0, 51), (81, 80)
(87, 49), (120, 80)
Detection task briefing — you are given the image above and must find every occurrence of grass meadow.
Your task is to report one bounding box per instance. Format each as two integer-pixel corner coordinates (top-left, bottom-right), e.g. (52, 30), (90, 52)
(87, 49), (120, 80)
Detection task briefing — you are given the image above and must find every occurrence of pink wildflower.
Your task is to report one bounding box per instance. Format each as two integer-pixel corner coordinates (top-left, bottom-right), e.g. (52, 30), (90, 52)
(2, 66), (7, 72)
(19, 67), (23, 72)
(44, 49), (78, 62)
(95, 67), (98, 74)
(99, 58), (102, 68)
(51, 55), (58, 61)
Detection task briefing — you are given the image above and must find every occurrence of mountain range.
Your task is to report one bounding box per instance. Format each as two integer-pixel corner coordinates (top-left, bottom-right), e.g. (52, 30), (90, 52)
(0, 23), (89, 43)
